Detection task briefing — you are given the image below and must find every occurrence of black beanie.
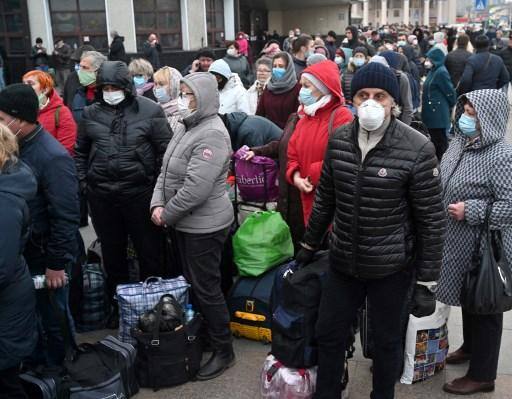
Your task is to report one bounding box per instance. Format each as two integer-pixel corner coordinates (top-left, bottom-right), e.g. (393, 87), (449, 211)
(0, 83), (39, 123)
(351, 62), (400, 103)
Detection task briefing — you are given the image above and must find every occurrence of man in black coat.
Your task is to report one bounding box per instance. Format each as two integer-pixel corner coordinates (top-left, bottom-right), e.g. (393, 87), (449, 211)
(109, 31), (128, 63)
(143, 33), (162, 70)
(445, 34), (472, 88)
(499, 32), (512, 91)
(458, 35), (509, 95)
(75, 61), (172, 327)
(0, 84), (80, 366)
(296, 63), (445, 399)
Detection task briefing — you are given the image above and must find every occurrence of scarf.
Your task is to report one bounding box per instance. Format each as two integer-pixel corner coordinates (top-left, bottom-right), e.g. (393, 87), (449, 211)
(136, 81), (154, 96)
(299, 94), (333, 117)
(266, 53), (298, 95)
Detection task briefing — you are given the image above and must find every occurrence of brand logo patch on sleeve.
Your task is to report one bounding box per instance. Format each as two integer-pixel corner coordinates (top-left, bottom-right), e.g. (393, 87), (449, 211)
(202, 148), (213, 160)
(433, 168), (439, 177)
(378, 168), (387, 177)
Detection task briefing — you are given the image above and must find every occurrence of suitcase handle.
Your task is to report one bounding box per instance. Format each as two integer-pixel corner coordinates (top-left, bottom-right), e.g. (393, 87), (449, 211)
(142, 276), (163, 288)
(234, 311), (266, 322)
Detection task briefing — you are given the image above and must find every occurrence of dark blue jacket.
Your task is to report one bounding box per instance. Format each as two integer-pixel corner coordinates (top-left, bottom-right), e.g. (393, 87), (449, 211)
(223, 112), (282, 151)
(422, 48), (457, 130)
(19, 125), (80, 271)
(0, 160), (38, 369)
(458, 49), (510, 95)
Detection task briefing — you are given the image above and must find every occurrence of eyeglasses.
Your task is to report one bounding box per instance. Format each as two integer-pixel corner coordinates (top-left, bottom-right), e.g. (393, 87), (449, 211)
(179, 92), (195, 98)
(257, 69), (271, 74)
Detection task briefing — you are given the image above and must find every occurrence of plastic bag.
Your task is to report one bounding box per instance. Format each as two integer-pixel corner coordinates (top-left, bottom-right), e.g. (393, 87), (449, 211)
(233, 211), (293, 277)
(234, 145), (279, 203)
(400, 302), (450, 384)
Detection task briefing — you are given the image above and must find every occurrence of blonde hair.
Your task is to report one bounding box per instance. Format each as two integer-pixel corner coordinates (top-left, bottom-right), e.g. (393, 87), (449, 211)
(153, 66), (183, 101)
(0, 123), (19, 170)
(128, 58), (154, 78)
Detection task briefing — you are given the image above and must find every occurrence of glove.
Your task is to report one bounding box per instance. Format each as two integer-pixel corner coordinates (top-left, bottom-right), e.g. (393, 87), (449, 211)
(295, 246), (315, 267)
(411, 284), (436, 318)
(79, 181), (88, 196)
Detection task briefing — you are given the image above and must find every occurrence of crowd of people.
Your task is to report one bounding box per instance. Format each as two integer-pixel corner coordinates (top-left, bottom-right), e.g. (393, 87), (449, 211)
(1, 22), (512, 399)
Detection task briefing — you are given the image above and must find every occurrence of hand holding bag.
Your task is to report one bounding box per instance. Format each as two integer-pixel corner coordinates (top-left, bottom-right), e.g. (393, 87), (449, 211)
(460, 206), (512, 314)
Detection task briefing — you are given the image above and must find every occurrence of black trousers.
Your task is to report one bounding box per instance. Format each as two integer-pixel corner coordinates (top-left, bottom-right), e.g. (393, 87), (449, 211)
(174, 227), (232, 349)
(88, 190), (165, 299)
(313, 269), (412, 399)
(427, 128), (448, 161)
(0, 365), (27, 399)
(461, 308), (503, 382)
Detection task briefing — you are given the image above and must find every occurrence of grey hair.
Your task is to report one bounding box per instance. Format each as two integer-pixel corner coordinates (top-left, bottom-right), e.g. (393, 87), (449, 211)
(128, 58), (154, 78)
(81, 51), (107, 69)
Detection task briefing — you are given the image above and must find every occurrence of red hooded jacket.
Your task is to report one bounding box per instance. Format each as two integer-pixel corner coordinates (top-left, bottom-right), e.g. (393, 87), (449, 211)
(38, 90), (77, 156)
(286, 60), (353, 225)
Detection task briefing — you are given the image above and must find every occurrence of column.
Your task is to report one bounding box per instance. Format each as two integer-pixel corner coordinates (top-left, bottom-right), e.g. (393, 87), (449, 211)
(106, 0), (137, 53)
(403, 0), (410, 26)
(381, 0), (387, 26)
(181, 0), (208, 50)
(447, 0), (457, 25)
(224, 0), (235, 41)
(27, 0), (54, 49)
(423, 0), (430, 26)
(437, 0), (444, 25)
(363, 0), (369, 27)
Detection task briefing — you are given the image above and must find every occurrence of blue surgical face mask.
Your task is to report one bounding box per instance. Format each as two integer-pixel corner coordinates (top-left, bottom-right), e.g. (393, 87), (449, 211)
(154, 86), (171, 104)
(304, 49), (313, 59)
(133, 75), (146, 88)
(458, 113), (478, 137)
(299, 87), (318, 106)
(272, 67), (286, 80)
(354, 57), (365, 67)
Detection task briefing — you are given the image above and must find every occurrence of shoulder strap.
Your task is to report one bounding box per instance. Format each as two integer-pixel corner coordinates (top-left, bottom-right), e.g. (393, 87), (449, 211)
(54, 105), (62, 129)
(328, 106), (343, 137)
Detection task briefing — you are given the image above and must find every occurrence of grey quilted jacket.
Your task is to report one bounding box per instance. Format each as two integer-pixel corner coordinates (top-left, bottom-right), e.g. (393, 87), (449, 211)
(151, 72), (234, 233)
(437, 89), (512, 306)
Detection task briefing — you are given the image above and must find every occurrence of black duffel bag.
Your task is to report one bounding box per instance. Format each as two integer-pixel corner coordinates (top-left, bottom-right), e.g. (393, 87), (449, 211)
(461, 206), (512, 314)
(132, 295), (203, 391)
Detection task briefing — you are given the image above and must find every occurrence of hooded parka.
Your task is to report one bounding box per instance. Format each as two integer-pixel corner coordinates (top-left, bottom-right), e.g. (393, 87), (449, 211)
(285, 60), (353, 224)
(437, 89), (512, 306)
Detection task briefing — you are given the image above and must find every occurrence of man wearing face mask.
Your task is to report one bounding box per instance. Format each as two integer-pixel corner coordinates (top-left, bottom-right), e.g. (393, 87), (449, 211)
(0, 83), (80, 366)
(75, 61), (172, 328)
(291, 35), (315, 78)
(295, 62), (446, 399)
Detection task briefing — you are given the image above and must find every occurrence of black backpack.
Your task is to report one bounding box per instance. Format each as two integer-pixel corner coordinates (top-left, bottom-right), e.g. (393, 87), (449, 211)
(270, 252), (329, 368)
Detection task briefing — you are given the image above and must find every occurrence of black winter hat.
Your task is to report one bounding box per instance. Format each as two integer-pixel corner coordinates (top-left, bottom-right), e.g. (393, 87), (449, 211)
(0, 83), (39, 123)
(351, 62), (399, 103)
(353, 46), (369, 57)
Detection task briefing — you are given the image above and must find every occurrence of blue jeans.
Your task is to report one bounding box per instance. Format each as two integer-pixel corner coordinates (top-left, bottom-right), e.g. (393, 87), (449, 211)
(24, 236), (76, 367)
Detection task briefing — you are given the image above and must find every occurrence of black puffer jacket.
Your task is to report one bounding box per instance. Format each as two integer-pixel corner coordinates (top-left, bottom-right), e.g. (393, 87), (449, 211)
(303, 118), (445, 281)
(75, 61), (172, 198)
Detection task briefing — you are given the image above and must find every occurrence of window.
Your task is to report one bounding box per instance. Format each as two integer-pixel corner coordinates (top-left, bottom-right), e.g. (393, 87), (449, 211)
(393, 9), (400, 17)
(206, 0), (224, 48)
(0, 0), (29, 55)
(49, 0), (107, 51)
(134, 0), (182, 51)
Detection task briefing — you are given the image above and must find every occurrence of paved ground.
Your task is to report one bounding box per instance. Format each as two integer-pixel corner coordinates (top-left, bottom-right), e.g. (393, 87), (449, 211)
(77, 94), (512, 398)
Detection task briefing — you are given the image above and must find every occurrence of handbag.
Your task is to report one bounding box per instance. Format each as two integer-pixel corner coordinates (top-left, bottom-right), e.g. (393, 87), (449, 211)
(116, 276), (190, 344)
(132, 295), (203, 391)
(460, 206), (512, 314)
(233, 211), (294, 277)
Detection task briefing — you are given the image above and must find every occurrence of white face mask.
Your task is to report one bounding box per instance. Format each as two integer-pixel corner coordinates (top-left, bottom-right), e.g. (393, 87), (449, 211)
(177, 94), (193, 118)
(227, 48), (237, 57)
(357, 99), (386, 131)
(103, 90), (125, 106)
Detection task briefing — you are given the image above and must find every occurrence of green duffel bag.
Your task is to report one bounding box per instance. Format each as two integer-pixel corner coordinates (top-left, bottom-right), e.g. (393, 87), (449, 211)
(233, 211), (293, 277)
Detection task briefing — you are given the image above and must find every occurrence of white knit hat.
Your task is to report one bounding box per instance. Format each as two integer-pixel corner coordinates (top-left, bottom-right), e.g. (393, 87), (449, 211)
(208, 59), (232, 79)
(302, 72), (329, 95)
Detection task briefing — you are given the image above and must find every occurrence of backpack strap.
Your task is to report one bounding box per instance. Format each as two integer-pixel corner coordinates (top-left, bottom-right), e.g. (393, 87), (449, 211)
(54, 105), (62, 129)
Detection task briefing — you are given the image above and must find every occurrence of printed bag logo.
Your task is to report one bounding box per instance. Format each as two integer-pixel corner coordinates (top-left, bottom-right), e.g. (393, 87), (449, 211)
(378, 168), (387, 177)
(202, 148), (213, 160)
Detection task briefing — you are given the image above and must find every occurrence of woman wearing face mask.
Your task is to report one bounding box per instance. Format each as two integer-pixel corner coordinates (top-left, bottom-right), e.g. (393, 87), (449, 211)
(286, 60), (353, 225)
(22, 70), (77, 155)
(222, 40), (253, 89)
(75, 61), (172, 327)
(128, 58), (157, 102)
(209, 59), (250, 114)
(150, 72), (235, 381)
(437, 90), (512, 395)
(421, 47), (457, 161)
(247, 58), (272, 115)
(342, 46), (369, 107)
(334, 48), (346, 73)
(256, 52), (301, 128)
(153, 66), (185, 135)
